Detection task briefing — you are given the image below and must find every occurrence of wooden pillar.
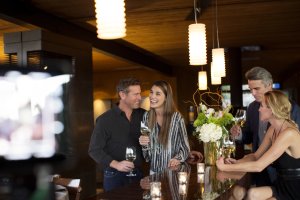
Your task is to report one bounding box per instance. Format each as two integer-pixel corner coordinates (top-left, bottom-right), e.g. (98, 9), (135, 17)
(225, 47), (243, 108)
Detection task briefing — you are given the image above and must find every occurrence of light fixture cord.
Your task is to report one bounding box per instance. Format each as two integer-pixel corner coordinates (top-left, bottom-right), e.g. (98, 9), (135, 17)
(215, 0), (220, 48)
(212, 6), (215, 49)
(194, 0), (198, 23)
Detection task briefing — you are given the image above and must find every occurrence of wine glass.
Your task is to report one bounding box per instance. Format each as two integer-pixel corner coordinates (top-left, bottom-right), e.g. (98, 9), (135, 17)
(125, 146), (137, 177)
(222, 135), (236, 158)
(233, 109), (246, 141)
(235, 109), (246, 127)
(140, 122), (151, 150)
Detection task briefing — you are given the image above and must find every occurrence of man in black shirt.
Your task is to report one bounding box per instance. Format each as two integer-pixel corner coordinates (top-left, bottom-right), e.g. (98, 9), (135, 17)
(88, 78), (145, 191)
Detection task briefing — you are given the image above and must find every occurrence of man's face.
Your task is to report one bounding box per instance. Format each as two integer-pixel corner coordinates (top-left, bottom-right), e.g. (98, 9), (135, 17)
(248, 80), (272, 102)
(121, 85), (142, 109)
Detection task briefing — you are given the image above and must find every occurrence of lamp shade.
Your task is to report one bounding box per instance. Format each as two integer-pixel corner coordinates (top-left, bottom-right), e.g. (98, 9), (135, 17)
(198, 71), (207, 90)
(188, 24), (207, 65)
(210, 62), (221, 85)
(212, 48), (226, 77)
(95, 0), (126, 39)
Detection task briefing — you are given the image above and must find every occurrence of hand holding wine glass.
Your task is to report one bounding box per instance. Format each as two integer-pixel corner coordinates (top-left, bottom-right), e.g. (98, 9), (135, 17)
(125, 146), (137, 177)
(235, 109), (246, 127)
(139, 122), (150, 150)
(230, 109), (246, 139)
(222, 135), (236, 158)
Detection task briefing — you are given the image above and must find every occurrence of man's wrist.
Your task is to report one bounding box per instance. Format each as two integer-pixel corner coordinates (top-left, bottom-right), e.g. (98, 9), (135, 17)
(109, 160), (119, 170)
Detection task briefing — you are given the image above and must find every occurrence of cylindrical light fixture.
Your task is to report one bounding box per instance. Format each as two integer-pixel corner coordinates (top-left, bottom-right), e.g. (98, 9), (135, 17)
(94, 0), (126, 39)
(212, 48), (226, 77)
(188, 23), (207, 65)
(198, 71), (207, 90)
(210, 62), (221, 85)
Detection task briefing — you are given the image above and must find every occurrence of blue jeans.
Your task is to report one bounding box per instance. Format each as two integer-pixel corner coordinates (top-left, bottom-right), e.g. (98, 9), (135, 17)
(103, 167), (143, 191)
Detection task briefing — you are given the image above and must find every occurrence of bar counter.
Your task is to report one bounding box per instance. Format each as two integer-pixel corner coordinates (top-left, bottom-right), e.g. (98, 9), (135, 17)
(93, 160), (251, 200)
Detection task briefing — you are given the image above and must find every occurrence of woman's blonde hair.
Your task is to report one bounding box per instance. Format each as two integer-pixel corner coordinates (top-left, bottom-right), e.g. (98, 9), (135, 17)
(264, 90), (298, 129)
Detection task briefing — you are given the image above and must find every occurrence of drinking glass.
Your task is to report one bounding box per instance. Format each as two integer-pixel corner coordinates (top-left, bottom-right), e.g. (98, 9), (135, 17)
(140, 122), (151, 150)
(222, 135), (236, 158)
(125, 146), (136, 177)
(235, 109), (246, 127)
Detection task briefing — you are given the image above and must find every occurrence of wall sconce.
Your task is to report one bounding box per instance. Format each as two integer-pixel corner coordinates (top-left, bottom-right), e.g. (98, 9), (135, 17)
(94, 0), (126, 39)
(198, 71), (207, 90)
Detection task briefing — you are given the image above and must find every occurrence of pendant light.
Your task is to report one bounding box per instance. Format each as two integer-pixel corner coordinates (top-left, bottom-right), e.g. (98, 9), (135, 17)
(198, 71), (207, 90)
(94, 0), (126, 39)
(211, 0), (226, 77)
(188, 0), (207, 65)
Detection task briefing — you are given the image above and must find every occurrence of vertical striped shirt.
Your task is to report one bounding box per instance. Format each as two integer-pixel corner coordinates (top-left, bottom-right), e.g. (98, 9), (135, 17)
(142, 111), (190, 173)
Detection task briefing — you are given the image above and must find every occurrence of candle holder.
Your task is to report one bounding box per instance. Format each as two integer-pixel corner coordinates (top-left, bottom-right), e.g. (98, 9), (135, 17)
(150, 182), (161, 198)
(177, 172), (188, 184)
(197, 173), (204, 183)
(178, 183), (187, 195)
(197, 163), (205, 174)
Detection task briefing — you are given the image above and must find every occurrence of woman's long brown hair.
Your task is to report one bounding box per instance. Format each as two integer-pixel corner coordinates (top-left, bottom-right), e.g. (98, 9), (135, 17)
(148, 80), (178, 147)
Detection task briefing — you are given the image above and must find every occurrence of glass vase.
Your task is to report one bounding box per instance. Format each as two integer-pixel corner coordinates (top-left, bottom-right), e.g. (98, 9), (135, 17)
(203, 141), (219, 165)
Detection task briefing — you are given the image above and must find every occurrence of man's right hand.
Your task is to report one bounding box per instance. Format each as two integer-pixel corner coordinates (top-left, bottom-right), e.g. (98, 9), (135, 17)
(230, 125), (242, 138)
(110, 160), (134, 172)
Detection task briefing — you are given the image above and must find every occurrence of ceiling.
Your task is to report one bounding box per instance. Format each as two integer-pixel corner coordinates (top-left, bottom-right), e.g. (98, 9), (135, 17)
(1, 0), (300, 82)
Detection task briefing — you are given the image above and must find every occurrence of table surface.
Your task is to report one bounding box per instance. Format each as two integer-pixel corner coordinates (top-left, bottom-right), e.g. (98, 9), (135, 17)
(96, 160), (251, 200)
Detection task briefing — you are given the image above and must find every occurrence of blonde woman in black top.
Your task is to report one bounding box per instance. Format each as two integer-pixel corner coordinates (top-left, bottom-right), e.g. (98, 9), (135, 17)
(217, 90), (300, 200)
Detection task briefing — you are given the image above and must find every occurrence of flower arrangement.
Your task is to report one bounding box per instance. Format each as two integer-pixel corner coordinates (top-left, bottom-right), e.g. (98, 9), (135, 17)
(193, 103), (234, 142)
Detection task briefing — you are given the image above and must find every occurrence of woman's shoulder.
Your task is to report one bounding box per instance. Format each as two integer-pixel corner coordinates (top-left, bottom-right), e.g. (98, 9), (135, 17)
(172, 111), (183, 118)
(279, 126), (300, 141)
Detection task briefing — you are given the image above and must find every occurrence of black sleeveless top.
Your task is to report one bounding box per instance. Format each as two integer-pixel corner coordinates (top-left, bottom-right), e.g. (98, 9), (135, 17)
(271, 152), (300, 200)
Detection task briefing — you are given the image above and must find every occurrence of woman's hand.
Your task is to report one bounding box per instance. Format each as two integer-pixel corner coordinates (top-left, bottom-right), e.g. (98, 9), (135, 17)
(139, 135), (150, 146)
(224, 157), (237, 164)
(168, 158), (181, 167)
(188, 150), (203, 160)
(216, 156), (226, 171)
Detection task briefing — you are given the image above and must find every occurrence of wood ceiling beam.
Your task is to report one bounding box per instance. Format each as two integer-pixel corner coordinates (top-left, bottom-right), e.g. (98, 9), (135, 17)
(0, 0), (173, 75)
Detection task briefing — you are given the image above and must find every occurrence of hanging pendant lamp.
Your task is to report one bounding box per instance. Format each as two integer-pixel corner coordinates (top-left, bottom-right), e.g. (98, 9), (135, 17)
(94, 0), (126, 39)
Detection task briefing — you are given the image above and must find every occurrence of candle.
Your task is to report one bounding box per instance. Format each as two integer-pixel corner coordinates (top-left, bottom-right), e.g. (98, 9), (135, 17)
(197, 163), (205, 173)
(178, 172), (188, 184)
(197, 173), (204, 183)
(178, 183), (187, 195)
(150, 182), (161, 198)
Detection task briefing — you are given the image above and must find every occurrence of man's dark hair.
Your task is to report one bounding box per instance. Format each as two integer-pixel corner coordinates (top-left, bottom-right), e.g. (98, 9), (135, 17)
(116, 78), (141, 94)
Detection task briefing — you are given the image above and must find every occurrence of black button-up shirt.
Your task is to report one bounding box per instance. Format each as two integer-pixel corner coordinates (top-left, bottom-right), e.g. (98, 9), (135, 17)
(88, 105), (145, 169)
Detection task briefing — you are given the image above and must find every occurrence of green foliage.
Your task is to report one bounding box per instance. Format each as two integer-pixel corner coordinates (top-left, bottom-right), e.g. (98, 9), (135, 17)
(193, 107), (235, 138)
(193, 112), (207, 127)
(193, 111), (234, 127)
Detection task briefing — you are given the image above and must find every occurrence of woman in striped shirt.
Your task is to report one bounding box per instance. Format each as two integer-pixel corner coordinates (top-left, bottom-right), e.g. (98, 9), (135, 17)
(139, 80), (190, 174)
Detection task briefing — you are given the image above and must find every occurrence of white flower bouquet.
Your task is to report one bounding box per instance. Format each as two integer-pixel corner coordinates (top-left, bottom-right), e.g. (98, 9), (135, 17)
(193, 103), (234, 142)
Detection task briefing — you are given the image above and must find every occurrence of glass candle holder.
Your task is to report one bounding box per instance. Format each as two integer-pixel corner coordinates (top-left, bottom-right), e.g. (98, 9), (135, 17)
(150, 182), (161, 198)
(178, 183), (187, 195)
(197, 173), (204, 183)
(178, 172), (188, 184)
(197, 163), (205, 173)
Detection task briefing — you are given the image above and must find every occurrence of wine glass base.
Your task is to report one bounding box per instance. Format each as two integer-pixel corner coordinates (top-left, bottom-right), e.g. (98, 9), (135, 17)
(126, 173), (137, 177)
